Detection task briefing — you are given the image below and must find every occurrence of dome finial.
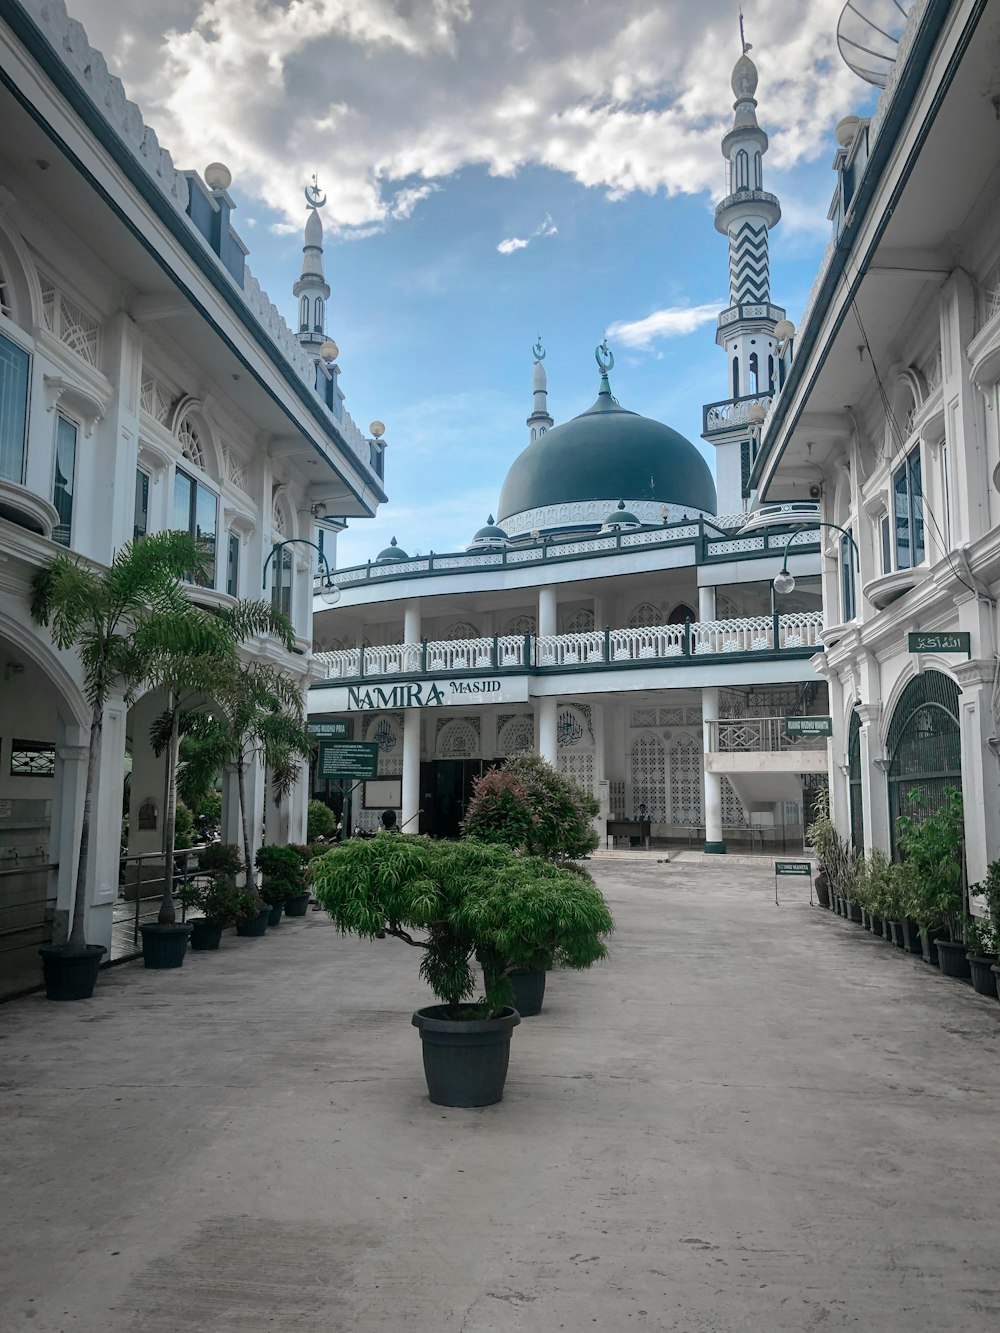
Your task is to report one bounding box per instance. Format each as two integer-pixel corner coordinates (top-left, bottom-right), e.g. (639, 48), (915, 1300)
(596, 337), (614, 396)
(305, 173), (326, 209)
(739, 6), (752, 57)
(533, 336), (545, 362)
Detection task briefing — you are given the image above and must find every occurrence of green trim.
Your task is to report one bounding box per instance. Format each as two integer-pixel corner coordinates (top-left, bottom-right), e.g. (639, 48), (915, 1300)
(704, 841), (727, 855)
(751, 0), (982, 496)
(2, 3), (386, 513)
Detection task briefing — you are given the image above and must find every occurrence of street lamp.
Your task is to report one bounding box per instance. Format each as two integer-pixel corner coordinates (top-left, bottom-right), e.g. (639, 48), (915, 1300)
(263, 538), (341, 606)
(771, 521), (860, 597)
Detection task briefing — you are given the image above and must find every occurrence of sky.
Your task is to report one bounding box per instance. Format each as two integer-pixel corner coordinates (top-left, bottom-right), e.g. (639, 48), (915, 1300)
(67, 0), (880, 567)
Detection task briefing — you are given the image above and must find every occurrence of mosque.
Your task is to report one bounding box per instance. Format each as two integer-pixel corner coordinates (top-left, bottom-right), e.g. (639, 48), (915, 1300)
(308, 44), (830, 850)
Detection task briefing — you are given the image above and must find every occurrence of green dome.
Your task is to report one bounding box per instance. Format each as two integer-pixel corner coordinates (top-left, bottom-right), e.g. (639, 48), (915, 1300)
(375, 536), (409, 564)
(497, 385), (717, 526)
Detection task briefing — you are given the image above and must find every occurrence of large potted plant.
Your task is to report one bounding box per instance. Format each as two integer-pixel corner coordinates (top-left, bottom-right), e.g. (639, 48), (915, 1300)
(283, 846), (313, 916)
(963, 917), (998, 998)
(309, 835), (613, 1106)
(897, 788), (968, 978)
(973, 859), (1000, 998)
(805, 788), (858, 917)
(255, 844), (307, 926)
(177, 844), (245, 950)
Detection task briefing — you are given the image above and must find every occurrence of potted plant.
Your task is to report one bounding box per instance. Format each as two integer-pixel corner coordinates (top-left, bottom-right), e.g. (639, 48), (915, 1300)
(234, 889), (270, 937)
(805, 788), (856, 915)
(307, 800), (336, 843)
(860, 848), (891, 936)
(177, 844), (245, 950)
(897, 788), (968, 978)
(972, 859), (1000, 998)
(283, 846), (313, 916)
(309, 836), (614, 1107)
(963, 917), (998, 998)
(255, 844), (307, 925)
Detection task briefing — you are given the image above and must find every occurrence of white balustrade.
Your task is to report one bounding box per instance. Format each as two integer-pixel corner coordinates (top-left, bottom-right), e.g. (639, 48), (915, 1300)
(609, 625), (686, 661)
(535, 631), (605, 666)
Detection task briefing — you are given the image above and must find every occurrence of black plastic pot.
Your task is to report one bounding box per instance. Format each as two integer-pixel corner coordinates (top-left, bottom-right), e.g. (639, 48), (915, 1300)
(284, 893), (310, 917)
(236, 906), (270, 938)
(508, 968), (546, 1017)
(848, 901), (863, 925)
(869, 913), (884, 936)
(139, 923), (191, 968)
(902, 919), (923, 956)
(934, 939), (971, 980)
(814, 873), (831, 910)
(968, 955), (998, 997)
(888, 920), (905, 948)
(992, 964), (1000, 999)
(189, 918), (223, 951)
(38, 944), (106, 1001)
(267, 900), (284, 927)
(882, 918), (893, 942)
(411, 1005), (520, 1107)
(920, 931), (939, 967)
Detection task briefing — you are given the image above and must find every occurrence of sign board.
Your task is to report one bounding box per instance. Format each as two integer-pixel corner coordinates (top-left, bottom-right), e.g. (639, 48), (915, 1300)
(784, 716), (833, 737)
(907, 631), (970, 655)
(774, 860), (812, 877)
(317, 741), (379, 780)
(309, 720), (349, 740)
(312, 676), (530, 712)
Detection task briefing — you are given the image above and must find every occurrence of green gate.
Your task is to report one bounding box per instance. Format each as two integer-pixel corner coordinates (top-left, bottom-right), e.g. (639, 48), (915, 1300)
(886, 671), (961, 856)
(848, 709), (864, 851)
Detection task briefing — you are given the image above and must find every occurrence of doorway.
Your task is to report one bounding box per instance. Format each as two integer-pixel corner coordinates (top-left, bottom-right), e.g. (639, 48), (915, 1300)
(420, 759), (497, 839)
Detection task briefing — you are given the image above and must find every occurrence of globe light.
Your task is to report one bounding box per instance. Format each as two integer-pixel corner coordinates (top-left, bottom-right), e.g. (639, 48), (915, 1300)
(319, 579), (342, 607)
(747, 401), (768, 424)
(318, 339), (339, 362)
(773, 568), (796, 596)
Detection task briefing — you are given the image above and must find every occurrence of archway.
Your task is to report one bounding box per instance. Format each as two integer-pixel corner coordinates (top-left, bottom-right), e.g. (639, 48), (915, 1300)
(886, 671), (961, 855)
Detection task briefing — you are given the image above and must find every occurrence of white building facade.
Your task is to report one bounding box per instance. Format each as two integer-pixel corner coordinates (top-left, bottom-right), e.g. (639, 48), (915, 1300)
(0, 0), (386, 995)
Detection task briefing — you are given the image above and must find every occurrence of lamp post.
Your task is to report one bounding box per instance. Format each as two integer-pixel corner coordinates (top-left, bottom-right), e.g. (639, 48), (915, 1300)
(263, 538), (341, 606)
(772, 522), (860, 597)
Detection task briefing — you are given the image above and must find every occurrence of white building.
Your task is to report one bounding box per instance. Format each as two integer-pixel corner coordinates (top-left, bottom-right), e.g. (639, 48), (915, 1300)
(752, 0), (1000, 889)
(308, 46), (829, 851)
(0, 0), (386, 995)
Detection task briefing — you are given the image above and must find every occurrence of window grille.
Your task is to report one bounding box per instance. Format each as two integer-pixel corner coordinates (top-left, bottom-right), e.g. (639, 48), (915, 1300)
(10, 739), (56, 777)
(668, 733), (703, 825)
(631, 734), (666, 821)
(628, 602), (663, 629)
(177, 419), (205, 469)
(886, 671), (961, 855)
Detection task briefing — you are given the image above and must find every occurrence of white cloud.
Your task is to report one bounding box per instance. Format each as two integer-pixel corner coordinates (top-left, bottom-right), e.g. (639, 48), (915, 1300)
(608, 302), (723, 349)
(67, 1), (864, 232)
(497, 213), (557, 255)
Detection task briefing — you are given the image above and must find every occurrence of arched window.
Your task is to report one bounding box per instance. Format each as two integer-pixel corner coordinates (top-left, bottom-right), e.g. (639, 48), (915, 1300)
(748, 352), (759, 395)
(176, 418), (205, 469)
(886, 671), (961, 855)
(732, 356), (740, 398)
(628, 602), (664, 628)
(504, 614), (536, 636)
(563, 607), (595, 633)
(753, 151), (762, 189)
(848, 710), (864, 851)
(438, 719), (479, 759)
(445, 621), (479, 640)
(768, 355), (775, 391)
(497, 715), (533, 756)
(667, 603), (696, 625)
(735, 150), (749, 190)
(313, 296), (323, 332)
(631, 734), (666, 821)
(299, 296), (309, 330)
(0, 259), (12, 320)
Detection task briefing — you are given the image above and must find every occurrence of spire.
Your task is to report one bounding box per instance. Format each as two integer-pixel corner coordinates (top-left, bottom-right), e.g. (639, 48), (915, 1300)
(293, 175), (331, 350)
(596, 338), (614, 397)
(526, 336), (553, 443)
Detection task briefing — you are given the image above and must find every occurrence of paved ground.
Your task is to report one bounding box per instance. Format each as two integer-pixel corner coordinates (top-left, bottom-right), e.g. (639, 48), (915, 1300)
(2, 860), (1000, 1332)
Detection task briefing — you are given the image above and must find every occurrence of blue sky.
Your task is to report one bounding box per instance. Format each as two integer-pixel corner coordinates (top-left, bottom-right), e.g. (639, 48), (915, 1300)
(70, 0), (880, 567)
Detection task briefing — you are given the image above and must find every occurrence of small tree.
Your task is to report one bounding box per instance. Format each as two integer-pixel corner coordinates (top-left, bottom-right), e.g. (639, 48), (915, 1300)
(897, 787), (965, 941)
(464, 754), (599, 861)
(30, 533), (212, 952)
(807, 785), (861, 902)
(307, 799), (336, 842)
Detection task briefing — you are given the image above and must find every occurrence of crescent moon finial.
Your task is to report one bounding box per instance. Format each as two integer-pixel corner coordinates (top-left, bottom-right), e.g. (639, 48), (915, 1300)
(595, 338), (614, 373)
(533, 336), (545, 362)
(305, 174), (327, 209)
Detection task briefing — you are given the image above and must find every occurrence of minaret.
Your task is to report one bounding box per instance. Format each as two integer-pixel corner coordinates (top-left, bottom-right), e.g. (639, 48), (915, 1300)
(293, 177), (331, 351)
(702, 26), (786, 512)
(527, 337), (554, 443)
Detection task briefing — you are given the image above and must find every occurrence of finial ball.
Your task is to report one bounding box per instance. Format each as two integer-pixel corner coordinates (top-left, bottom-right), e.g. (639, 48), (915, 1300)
(319, 339), (339, 362)
(205, 162), (232, 191)
(370, 420), (385, 439)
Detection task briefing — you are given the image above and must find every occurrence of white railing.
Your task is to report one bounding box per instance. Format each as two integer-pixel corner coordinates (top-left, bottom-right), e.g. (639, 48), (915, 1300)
(708, 717), (828, 753)
(313, 613), (824, 681)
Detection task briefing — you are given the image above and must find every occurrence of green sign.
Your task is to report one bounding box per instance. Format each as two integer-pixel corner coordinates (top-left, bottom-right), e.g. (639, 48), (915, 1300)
(907, 631), (970, 655)
(774, 860), (812, 877)
(309, 720), (349, 740)
(784, 716), (833, 737)
(318, 741), (378, 780)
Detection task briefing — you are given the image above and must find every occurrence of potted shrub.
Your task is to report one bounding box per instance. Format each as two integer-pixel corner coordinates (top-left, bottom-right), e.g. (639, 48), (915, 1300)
(255, 844), (308, 925)
(897, 788), (968, 978)
(283, 845), (313, 916)
(234, 889), (270, 937)
(177, 844), (245, 950)
(963, 917), (998, 998)
(309, 835), (614, 1107)
(860, 849), (892, 937)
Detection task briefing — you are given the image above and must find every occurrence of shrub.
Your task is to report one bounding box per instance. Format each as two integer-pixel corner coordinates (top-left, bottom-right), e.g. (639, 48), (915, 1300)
(255, 843), (307, 903)
(965, 915), (998, 959)
(309, 835), (614, 1016)
(807, 787), (861, 901)
(464, 754), (599, 862)
(177, 871), (256, 928)
(198, 842), (243, 881)
(897, 787), (965, 940)
(174, 802), (195, 851)
(307, 799), (336, 842)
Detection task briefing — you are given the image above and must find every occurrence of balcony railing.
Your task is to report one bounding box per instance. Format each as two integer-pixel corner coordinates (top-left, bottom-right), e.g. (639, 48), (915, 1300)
(707, 716), (829, 753)
(313, 613), (825, 683)
(702, 392), (774, 437)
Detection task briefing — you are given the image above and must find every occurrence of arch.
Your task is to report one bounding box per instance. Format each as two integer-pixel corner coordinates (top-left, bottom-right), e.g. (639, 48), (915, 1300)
(668, 732), (703, 825)
(891, 367), (925, 440)
(170, 398), (223, 483)
(497, 715), (533, 756)
(0, 221), (42, 330)
(848, 708), (864, 851)
(667, 603), (695, 625)
(630, 733), (665, 820)
(313, 296), (324, 331)
(557, 704), (591, 749)
(299, 296), (309, 330)
(438, 718), (480, 759)
(732, 356), (740, 398)
(314, 632), (346, 653)
(363, 713), (402, 774)
(748, 351), (759, 395)
(628, 601), (663, 628)
(885, 670), (961, 854)
(445, 621), (479, 640)
(271, 486), (297, 541)
(503, 614), (536, 635)
(563, 607), (595, 633)
(735, 149), (749, 190)
(0, 612), (89, 729)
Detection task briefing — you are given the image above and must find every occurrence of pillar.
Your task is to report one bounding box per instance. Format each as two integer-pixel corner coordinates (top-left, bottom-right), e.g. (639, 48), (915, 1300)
(702, 686), (725, 853)
(698, 584), (716, 623)
(592, 701), (609, 838)
(538, 586), (557, 639)
(953, 660), (1000, 888)
(537, 696), (557, 766)
(404, 599), (421, 643)
(402, 708), (421, 833)
(50, 721), (88, 947)
(826, 667), (847, 835)
(856, 703), (887, 854)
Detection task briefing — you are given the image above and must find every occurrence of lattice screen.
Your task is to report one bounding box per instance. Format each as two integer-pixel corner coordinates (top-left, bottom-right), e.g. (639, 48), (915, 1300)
(559, 752), (595, 799)
(497, 715), (533, 755)
(608, 779), (626, 818)
(445, 622), (479, 640)
(364, 713), (402, 774)
(438, 719), (480, 758)
(630, 734), (666, 820)
(721, 777), (748, 828)
(668, 733), (703, 825)
(628, 601), (664, 628)
(177, 420), (205, 469)
(563, 607), (595, 632)
(503, 614), (536, 634)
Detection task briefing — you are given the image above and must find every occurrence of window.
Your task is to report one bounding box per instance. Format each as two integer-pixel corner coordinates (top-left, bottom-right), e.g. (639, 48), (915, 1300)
(313, 296), (323, 331)
(732, 356), (740, 398)
(748, 352), (759, 395)
(880, 514), (892, 574)
(51, 414), (77, 547)
(840, 529), (856, 622)
(941, 443), (951, 548)
(226, 531), (240, 597)
(271, 544), (292, 617)
(735, 150), (749, 190)
(892, 446), (924, 570)
(753, 151), (762, 188)
(134, 468), (150, 540)
(299, 295), (308, 330)
(173, 467), (217, 586)
(0, 330), (29, 483)
(10, 739), (55, 777)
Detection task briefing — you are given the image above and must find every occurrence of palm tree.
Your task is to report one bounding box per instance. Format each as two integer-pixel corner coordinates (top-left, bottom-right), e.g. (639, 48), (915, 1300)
(30, 533), (212, 953)
(146, 602), (297, 924)
(173, 660), (314, 886)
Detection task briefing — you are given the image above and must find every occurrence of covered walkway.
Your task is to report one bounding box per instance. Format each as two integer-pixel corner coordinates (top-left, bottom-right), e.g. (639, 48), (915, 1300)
(1, 861), (999, 1330)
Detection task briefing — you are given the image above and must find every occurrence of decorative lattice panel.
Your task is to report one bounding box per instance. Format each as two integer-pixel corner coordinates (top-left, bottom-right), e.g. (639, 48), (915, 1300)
(630, 734), (666, 821)
(630, 708), (658, 728)
(563, 607), (595, 632)
(559, 752), (595, 799)
(140, 371), (173, 424)
(503, 615), (536, 635)
(178, 419), (205, 469)
(721, 777), (748, 828)
(497, 715), (533, 756)
(628, 601), (664, 628)
(0, 262), (11, 319)
(272, 501), (286, 536)
(669, 733), (703, 825)
(364, 713), (402, 774)
(226, 450), (250, 494)
(438, 719), (480, 758)
(445, 622), (479, 640)
(658, 707), (685, 726)
(609, 779), (626, 818)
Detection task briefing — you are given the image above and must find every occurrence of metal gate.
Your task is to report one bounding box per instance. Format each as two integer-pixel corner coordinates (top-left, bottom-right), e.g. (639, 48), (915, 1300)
(886, 671), (961, 855)
(848, 710), (864, 851)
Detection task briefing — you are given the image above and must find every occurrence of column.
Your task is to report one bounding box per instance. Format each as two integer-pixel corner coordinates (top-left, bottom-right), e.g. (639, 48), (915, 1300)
(402, 708), (421, 833)
(537, 696), (557, 765)
(856, 703), (886, 854)
(404, 599), (421, 643)
(825, 667), (847, 835)
(81, 697), (126, 949)
(242, 756), (267, 875)
(702, 686), (725, 854)
(538, 586), (557, 638)
(592, 701), (609, 840)
(953, 660), (1000, 887)
(698, 584), (716, 623)
(51, 721), (88, 948)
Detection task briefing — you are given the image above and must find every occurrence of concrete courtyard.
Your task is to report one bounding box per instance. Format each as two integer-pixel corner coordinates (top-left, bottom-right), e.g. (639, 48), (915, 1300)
(2, 858), (999, 1332)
